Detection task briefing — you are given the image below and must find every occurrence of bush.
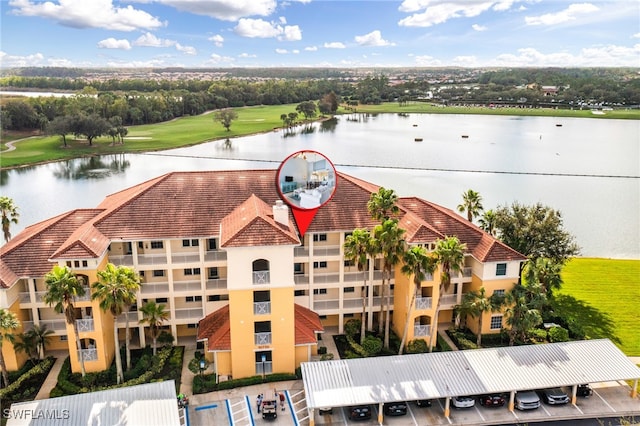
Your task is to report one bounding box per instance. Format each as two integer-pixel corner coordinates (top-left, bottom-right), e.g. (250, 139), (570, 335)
(317, 346), (327, 355)
(529, 328), (548, 343)
(344, 319), (361, 338)
(407, 339), (428, 354)
(361, 335), (383, 356)
(158, 331), (174, 346)
(548, 326), (569, 343)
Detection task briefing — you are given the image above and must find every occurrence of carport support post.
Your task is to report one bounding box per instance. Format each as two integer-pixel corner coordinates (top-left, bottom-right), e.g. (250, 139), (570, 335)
(309, 408), (315, 426)
(571, 385), (577, 405)
(378, 402), (384, 424)
(508, 391), (515, 411)
(444, 397), (451, 418)
(631, 379), (638, 398)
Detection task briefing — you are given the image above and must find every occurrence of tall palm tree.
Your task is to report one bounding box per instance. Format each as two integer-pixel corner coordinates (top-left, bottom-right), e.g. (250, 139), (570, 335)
(367, 187), (400, 222)
(0, 196), (20, 243)
(431, 236), (467, 352)
(374, 219), (406, 349)
(523, 257), (563, 298)
(456, 189), (483, 223)
(0, 308), (19, 388)
(399, 246), (437, 355)
(478, 209), (497, 236)
(139, 301), (169, 355)
(343, 228), (377, 344)
(27, 324), (54, 359)
(504, 283), (543, 346)
(457, 287), (504, 347)
(43, 265), (86, 376)
(92, 263), (141, 384)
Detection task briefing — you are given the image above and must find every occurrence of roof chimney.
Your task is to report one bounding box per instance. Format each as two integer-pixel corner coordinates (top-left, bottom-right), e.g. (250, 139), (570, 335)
(273, 200), (289, 227)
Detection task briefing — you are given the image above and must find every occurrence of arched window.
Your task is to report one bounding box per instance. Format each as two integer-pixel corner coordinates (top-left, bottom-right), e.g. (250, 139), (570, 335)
(252, 259), (270, 284)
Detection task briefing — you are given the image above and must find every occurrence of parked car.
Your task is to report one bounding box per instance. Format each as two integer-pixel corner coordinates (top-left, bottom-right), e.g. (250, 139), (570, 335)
(515, 391), (541, 410)
(479, 394), (506, 407)
(415, 399), (432, 408)
(452, 396), (475, 408)
(538, 388), (570, 405)
(383, 401), (408, 416)
(318, 407), (333, 415)
(577, 384), (593, 397)
(348, 405), (372, 421)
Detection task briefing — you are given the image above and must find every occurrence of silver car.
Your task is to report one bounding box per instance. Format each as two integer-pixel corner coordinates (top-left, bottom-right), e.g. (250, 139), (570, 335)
(515, 391), (541, 410)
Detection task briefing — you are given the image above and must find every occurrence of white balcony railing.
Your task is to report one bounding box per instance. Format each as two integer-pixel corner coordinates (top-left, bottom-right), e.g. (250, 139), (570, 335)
(415, 297), (432, 310)
(76, 288), (91, 302)
(206, 278), (227, 290)
(117, 312), (139, 324)
(253, 271), (270, 284)
(204, 250), (227, 261)
(342, 298), (363, 309)
(294, 275), (309, 284)
(23, 319), (67, 332)
(462, 267), (472, 277)
(174, 307), (203, 320)
(414, 324), (431, 337)
(140, 282), (170, 294)
(254, 301), (271, 315)
(313, 299), (340, 310)
(344, 271), (366, 282)
(254, 332), (272, 345)
(109, 255), (134, 266)
(313, 246), (340, 256)
(137, 254), (168, 265)
(76, 318), (94, 332)
(255, 361), (273, 374)
(78, 348), (98, 362)
(313, 273), (340, 284)
(19, 292), (30, 303)
(173, 280), (202, 292)
(440, 294), (458, 306)
(294, 246), (309, 257)
(171, 253), (200, 264)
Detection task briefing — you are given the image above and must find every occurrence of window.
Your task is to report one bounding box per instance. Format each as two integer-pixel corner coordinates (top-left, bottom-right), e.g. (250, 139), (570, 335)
(344, 259), (354, 267)
(182, 239), (199, 247)
(139, 271), (145, 277)
(187, 324), (197, 329)
(344, 287), (355, 293)
(313, 234), (327, 242)
(186, 296), (202, 302)
(490, 315), (503, 330)
(82, 260), (88, 267)
(66, 261), (72, 267)
(313, 288), (327, 295)
(493, 289), (505, 296)
(208, 239), (218, 250)
(150, 241), (163, 249)
(208, 267), (219, 278)
(344, 313), (354, 318)
(496, 263), (507, 276)
(319, 315), (327, 319)
(184, 268), (201, 276)
(138, 242), (144, 249)
(294, 263), (303, 274)
(208, 295), (229, 302)
(74, 261), (80, 268)
(313, 261), (327, 269)
(153, 270), (165, 277)
(60, 335), (68, 341)
(156, 298), (168, 303)
(294, 290), (306, 297)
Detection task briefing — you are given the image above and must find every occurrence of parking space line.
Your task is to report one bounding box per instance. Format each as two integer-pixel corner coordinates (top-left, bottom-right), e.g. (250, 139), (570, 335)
(573, 402), (584, 415)
(541, 404), (551, 416)
(406, 403), (418, 425)
(473, 405), (485, 422)
(593, 388), (617, 413)
(434, 400), (453, 424)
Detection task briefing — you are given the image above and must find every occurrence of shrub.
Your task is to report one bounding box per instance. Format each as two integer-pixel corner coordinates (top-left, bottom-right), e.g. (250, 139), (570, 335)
(361, 335), (383, 356)
(529, 328), (548, 343)
(158, 331), (174, 346)
(320, 353), (334, 361)
(407, 339), (428, 354)
(344, 319), (361, 338)
(548, 326), (569, 343)
(317, 346), (327, 355)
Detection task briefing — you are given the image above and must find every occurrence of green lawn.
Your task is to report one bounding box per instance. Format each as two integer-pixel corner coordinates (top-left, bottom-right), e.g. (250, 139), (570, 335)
(556, 258), (640, 356)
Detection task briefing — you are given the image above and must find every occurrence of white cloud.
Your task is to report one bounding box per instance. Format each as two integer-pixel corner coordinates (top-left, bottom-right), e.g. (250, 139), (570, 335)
(275, 48), (288, 54)
(150, 0), (276, 21)
(399, 1), (500, 27)
(413, 54), (442, 66)
(238, 52), (257, 58)
(0, 51), (45, 67)
(176, 43), (196, 55)
(208, 34), (224, 47)
(97, 38), (132, 50)
(304, 46), (318, 51)
(8, 0), (164, 31)
(490, 45), (640, 67)
(472, 24), (487, 31)
(634, 33), (640, 38)
(324, 42), (346, 49)
(354, 30), (395, 47)
(234, 18), (301, 41)
(525, 3), (599, 26)
(204, 53), (235, 65)
(133, 32), (175, 47)
(452, 55), (479, 66)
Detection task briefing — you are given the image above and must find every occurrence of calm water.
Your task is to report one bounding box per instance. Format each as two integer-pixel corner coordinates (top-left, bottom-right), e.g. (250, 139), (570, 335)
(1, 113), (638, 259)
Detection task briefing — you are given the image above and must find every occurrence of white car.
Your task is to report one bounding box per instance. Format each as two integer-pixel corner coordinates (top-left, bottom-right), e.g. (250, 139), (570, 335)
(452, 396), (475, 408)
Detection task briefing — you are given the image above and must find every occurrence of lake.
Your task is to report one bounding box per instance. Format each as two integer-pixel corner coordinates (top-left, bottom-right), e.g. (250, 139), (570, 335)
(1, 113), (638, 259)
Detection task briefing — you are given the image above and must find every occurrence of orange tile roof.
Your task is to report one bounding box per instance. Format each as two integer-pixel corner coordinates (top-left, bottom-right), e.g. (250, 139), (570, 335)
(220, 194), (299, 247)
(197, 303), (323, 351)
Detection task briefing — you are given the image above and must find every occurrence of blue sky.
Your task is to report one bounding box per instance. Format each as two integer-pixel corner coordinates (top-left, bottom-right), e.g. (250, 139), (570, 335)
(1, 0), (638, 68)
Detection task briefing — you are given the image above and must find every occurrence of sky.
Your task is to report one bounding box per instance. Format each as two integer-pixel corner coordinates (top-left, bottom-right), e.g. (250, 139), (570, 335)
(1, 0), (639, 69)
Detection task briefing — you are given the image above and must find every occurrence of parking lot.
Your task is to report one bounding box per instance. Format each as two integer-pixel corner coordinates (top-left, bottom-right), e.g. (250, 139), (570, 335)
(185, 381), (638, 425)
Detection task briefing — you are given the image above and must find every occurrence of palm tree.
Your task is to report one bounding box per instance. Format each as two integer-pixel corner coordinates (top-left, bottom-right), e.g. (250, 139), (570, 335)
(457, 287), (504, 347)
(0, 196), (20, 243)
(344, 229), (377, 344)
(14, 332), (38, 363)
(478, 209), (497, 236)
(43, 265), (86, 377)
(367, 187), (400, 222)
(456, 189), (483, 223)
(92, 263), (141, 384)
(399, 246), (437, 355)
(0, 308), (19, 387)
(139, 301), (169, 355)
(374, 219), (406, 349)
(504, 283), (543, 346)
(431, 236), (467, 352)
(27, 324), (54, 359)
(523, 257), (563, 298)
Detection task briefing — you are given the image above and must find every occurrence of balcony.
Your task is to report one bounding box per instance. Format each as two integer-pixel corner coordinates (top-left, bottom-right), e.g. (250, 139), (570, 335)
(206, 278), (227, 290)
(294, 274), (309, 285)
(137, 254), (168, 265)
(76, 318), (94, 333)
(344, 271), (365, 282)
(23, 319), (67, 333)
(174, 307), (203, 320)
(78, 348), (98, 362)
(342, 298), (363, 309)
(254, 301), (271, 315)
(294, 246), (309, 257)
(313, 299), (340, 310)
(109, 255), (134, 266)
(76, 288), (91, 302)
(204, 250), (226, 261)
(253, 271), (270, 285)
(440, 294), (458, 306)
(415, 297), (432, 310)
(312, 246), (340, 256)
(255, 361), (273, 374)
(173, 280), (202, 292)
(171, 253), (200, 264)
(141, 282), (170, 294)
(19, 292), (30, 303)
(312, 273), (339, 284)
(414, 324), (431, 337)
(462, 267), (472, 277)
(254, 332), (272, 345)
(117, 311), (139, 325)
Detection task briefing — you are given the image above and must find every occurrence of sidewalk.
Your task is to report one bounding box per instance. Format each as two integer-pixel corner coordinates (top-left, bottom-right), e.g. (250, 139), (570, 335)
(34, 351), (67, 400)
(437, 323), (459, 351)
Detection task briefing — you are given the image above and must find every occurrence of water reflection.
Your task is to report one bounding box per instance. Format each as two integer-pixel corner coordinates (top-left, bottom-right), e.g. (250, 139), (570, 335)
(52, 154), (130, 180)
(319, 117), (338, 132)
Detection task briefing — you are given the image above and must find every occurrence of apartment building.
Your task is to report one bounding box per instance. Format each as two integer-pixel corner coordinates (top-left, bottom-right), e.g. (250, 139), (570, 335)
(0, 169), (525, 379)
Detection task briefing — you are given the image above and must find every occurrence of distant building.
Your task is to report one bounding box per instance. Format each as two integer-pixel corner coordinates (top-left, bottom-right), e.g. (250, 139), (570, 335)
(0, 170), (525, 379)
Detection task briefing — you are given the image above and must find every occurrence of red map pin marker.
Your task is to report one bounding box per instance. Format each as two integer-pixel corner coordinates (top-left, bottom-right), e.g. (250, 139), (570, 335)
(276, 150), (337, 237)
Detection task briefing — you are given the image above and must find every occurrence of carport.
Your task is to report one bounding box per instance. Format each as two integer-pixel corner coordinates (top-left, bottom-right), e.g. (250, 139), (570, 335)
(301, 338), (640, 425)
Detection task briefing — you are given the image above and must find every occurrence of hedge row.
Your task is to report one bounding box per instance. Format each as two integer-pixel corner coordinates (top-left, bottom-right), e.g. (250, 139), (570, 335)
(0, 357), (55, 400)
(193, 372), (298, 395)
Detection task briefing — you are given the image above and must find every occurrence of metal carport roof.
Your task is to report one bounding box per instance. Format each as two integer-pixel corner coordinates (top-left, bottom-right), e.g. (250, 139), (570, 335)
(301, 339), (640, 410)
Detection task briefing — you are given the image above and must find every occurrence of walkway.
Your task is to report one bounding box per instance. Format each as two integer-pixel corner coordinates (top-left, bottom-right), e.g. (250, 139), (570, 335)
(437, 323), (459, 351)
(34, 351), (67, 400)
